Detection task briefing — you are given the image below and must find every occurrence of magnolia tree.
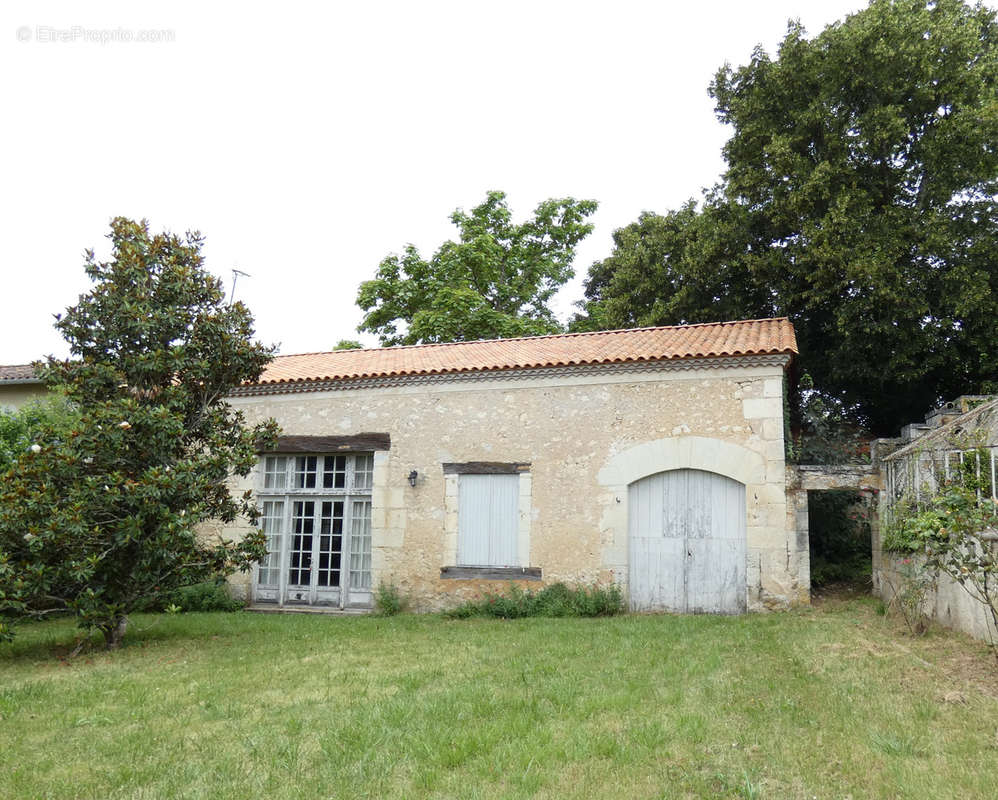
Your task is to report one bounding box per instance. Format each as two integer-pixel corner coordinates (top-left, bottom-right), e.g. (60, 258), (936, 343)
(0, 218), (278, 648)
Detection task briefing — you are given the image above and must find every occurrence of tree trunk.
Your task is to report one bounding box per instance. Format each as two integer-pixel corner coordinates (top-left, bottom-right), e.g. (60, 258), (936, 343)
(101, 616), (128, 649)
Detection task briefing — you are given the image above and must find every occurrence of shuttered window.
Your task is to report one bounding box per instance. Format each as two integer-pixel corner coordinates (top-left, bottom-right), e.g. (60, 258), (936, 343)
(457, 473), (519, 567)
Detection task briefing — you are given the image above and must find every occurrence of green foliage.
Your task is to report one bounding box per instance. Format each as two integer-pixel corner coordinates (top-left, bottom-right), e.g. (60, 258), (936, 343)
(134, 579), (244, 613)
(164, 581), (244, 613)
(572, 199), (767, 335)
(445, 581), (625, 619)
(358, 191), (597, 345)
(374, 581), (406, 616)
(332, 339), (363, 351)
(808, 490), (873, 587)
(790, 374), (872, 464)
(919, 487), (998, 647)
(0, 218), (279, 648)
(883, 450), (998, 553)
(953, 445), (997, 497)
(576, 0), (998, 435)
(0, 396), (76, 474)
(882, 556), (935, 636)
(881, 497), (924, 553)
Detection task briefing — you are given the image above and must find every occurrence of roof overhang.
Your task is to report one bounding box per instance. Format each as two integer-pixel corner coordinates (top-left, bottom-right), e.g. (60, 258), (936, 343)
(232, 352), (792, 397)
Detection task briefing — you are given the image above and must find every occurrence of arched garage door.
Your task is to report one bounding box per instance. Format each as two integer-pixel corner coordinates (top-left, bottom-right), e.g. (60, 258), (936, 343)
(629, 469), (746, 614)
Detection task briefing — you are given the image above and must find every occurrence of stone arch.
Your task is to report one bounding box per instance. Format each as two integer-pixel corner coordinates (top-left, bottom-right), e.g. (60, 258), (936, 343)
(597, 435), (764, 489)
(596, 436), (769, 609)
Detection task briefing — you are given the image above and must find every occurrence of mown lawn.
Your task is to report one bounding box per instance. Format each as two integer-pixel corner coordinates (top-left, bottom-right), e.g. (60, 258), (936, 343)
(1, 597), (996, 800)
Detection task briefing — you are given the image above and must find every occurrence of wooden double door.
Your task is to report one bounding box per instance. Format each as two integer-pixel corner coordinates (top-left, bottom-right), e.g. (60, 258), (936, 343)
(628, 469), (746, 614)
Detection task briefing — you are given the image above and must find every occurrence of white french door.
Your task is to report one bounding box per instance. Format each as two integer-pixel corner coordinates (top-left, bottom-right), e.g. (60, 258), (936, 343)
(253, 453), (373, 609)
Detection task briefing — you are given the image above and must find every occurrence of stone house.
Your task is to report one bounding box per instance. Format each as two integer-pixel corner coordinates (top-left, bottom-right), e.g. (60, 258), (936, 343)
(218, 317), (804, 614)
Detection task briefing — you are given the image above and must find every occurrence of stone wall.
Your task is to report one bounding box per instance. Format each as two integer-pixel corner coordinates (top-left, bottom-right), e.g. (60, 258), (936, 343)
(874, 553), (997, 643)
(221, 360), (797, 611)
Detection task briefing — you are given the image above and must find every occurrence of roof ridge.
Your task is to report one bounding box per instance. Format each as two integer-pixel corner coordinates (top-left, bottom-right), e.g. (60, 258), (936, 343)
(274, 317), (792, 359)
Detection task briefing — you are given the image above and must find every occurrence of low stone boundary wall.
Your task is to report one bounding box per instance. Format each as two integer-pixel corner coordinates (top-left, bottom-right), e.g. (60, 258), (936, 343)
(874, 552), (997, 642)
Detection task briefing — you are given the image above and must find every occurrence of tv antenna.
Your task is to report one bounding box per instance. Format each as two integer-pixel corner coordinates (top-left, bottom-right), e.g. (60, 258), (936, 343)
(229, 268), (251, 304)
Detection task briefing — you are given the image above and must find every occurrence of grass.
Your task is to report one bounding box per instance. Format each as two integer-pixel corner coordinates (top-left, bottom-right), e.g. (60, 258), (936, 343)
(1, 596), (997, 799)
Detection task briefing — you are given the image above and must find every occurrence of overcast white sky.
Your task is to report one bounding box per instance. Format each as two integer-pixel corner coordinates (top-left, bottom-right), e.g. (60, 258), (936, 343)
(4, 1), (984, 364)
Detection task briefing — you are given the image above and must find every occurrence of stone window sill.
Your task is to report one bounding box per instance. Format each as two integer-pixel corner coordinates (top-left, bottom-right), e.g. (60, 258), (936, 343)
(440, 566), (542, 581)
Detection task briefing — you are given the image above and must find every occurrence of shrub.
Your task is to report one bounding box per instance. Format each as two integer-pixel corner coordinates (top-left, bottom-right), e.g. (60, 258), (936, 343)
(0, 396), (77, 474)
(374, 582), (407, 616)
(810, 555), (872, 588)
(881, 497), (922, 553)
(883, 557), (935, 636)
(571, 583), (627, 617)
(884, 483), (998, 654)
(445, 581), (625, 619)
(159, 581), (244, 613)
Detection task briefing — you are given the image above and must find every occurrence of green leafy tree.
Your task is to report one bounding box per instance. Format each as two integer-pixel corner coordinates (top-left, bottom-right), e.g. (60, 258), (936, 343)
(358, 190), (598, 345)
(578, 0), (998, 435)
(0, 218), (278, 648)
(332, 339), (363, 351)
(573, 197), (769, 333)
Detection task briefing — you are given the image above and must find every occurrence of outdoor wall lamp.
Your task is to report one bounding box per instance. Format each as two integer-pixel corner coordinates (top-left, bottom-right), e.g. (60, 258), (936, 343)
(408, 470), (418, 487)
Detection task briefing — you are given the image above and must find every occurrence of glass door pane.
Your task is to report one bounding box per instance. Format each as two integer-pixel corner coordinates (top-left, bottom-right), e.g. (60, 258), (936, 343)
(349, 499), (372, 590)
(313, 500), (344, 607)
(287, 501), (314, 602)
(257, 500), (285, 587)
(316, 500), (344, 588)
(254, 500), (285, 603)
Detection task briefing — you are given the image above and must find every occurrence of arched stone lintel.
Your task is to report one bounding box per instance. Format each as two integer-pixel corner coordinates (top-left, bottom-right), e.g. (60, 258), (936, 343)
(598, 436), (765, 488)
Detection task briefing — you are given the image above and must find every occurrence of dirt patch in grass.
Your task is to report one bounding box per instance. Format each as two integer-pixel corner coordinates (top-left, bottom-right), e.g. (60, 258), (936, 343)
(813, 588), (998, 699)
(810, 579), (874, 605)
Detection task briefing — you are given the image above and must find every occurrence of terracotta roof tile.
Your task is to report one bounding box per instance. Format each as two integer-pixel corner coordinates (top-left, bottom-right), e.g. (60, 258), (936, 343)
(0, 364), (41, 383)
(256, 318), (797, 386)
